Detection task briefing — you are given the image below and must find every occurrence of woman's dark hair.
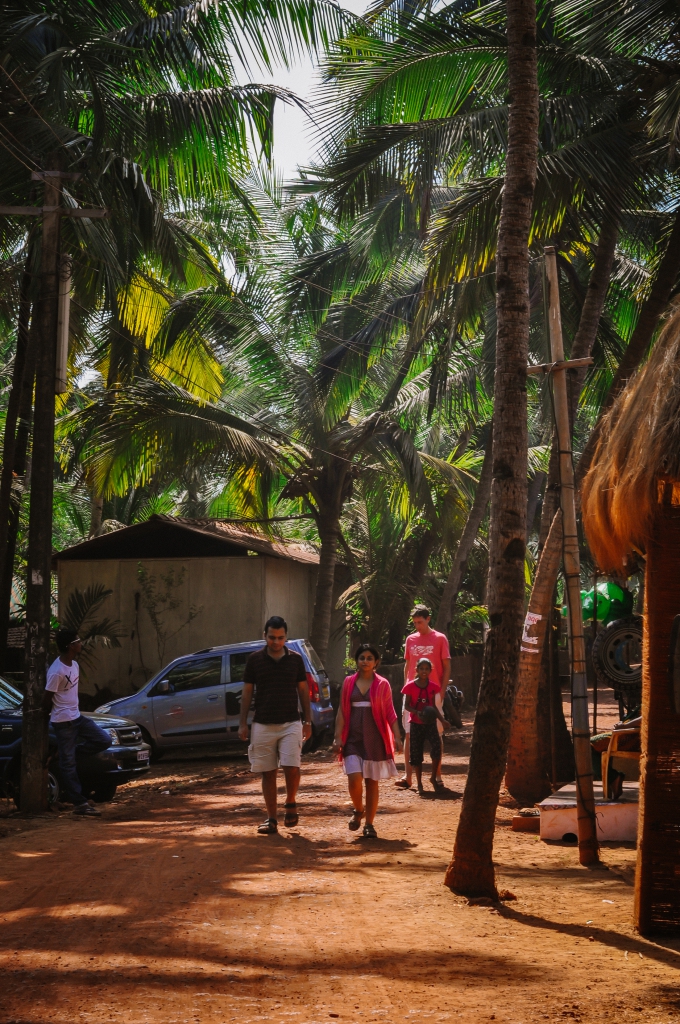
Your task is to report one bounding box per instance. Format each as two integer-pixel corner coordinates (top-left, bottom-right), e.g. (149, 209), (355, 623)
(354, 643), (381, 663)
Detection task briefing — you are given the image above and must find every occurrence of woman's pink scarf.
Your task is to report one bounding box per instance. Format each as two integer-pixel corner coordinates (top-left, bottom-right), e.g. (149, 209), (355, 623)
(339, 671), (398, 759)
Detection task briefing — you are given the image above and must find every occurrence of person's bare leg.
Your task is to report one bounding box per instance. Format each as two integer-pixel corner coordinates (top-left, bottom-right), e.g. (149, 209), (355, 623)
(347, 772), (364, 813)
(414, 764), (423, 791)
(396, 733), (412, 786)
(282, 765), (301, 805)
(436, 732), (444, 783)
(261, 769), (278, 819)
(430, 750), (442, 787)
(364, 779), (380, 825)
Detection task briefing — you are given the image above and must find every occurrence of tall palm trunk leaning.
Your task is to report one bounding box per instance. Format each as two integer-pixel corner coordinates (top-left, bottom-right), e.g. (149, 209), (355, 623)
(505, 510), (563, 804)
(444, 0), (539, 898)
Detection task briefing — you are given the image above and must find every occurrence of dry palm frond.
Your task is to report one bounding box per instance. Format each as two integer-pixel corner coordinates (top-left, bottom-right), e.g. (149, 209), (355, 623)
(582, 303), (680, 571)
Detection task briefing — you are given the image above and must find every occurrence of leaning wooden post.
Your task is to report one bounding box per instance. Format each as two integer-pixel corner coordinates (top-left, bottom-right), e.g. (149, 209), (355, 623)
(544, 245), (600, 866)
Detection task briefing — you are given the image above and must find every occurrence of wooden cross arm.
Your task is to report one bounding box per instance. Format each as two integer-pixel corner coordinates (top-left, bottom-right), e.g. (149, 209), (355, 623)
(526, 357), (594, 376)
(0, 206), (107, 218)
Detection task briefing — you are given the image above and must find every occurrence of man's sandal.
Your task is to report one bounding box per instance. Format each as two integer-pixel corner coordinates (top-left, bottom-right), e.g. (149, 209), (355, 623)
(433, 779), (446, 793)
(284, 803), (299, 827)
(362, 823), (378, 839)
(348, 809), (364, 831)
(257, 818), (278, 835)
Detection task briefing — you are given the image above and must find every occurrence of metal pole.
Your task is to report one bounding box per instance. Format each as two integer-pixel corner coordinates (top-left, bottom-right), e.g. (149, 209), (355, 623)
(20, 171), (62, 813)
(544, 246), (600, 866)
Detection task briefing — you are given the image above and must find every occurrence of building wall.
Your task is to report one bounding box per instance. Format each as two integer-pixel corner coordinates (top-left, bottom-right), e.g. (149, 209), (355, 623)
(57, 555), (347, 697)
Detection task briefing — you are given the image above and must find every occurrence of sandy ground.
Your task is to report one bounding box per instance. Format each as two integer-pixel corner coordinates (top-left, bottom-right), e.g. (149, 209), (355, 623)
(1, 689), (678, 1024)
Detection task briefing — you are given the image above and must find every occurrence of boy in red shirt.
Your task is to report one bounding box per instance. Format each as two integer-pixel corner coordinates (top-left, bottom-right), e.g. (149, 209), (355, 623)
(402, 658), (451, 795)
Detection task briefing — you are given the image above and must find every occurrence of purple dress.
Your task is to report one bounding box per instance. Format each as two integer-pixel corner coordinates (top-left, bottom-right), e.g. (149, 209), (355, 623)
(343, 681), (397, 780)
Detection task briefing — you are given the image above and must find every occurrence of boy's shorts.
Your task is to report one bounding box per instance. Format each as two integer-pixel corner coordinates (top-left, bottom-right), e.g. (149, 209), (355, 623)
(248, 720), (302, 773)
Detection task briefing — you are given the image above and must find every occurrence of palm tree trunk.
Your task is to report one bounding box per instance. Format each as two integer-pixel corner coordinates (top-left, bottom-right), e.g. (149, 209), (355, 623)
(445, 0), (538, 898)
(505, 510), (562, 804)
(634, 487), (680, 935)
(435, 426), (493, 633)
(0, 279), (37, 670)
(89, 494), (104, 538)
(0, 267), (31, 661)
(310, 512), (341, 665)
(578, 204), (680, 483)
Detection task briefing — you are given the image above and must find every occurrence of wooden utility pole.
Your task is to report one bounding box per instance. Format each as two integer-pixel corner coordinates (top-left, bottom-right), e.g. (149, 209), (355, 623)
(0, 171), (106, 812)
(543, 245), (600, 865)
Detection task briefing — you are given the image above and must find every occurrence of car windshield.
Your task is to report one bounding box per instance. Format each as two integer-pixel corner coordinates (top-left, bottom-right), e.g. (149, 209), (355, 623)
(0, 677), (22, 710)
(301, 641), (327, 677)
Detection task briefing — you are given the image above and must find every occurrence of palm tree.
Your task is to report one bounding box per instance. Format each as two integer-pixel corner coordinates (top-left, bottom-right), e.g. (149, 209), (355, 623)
(444, 0), (539, 898)
(0, 0), (347, 811)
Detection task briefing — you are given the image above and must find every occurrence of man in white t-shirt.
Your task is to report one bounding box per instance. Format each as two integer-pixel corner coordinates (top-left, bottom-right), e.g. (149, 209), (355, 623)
(43, 629), (111, 816)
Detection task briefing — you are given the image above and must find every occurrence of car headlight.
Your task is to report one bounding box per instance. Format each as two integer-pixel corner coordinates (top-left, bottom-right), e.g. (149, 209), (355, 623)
(96, 704), (112, 713)
(105, 728), (119, 745)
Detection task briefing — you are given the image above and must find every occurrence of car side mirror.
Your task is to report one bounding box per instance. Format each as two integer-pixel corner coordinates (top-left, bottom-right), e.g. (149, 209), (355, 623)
(669, 614), (680, 714)
(155, 679), (171, 695)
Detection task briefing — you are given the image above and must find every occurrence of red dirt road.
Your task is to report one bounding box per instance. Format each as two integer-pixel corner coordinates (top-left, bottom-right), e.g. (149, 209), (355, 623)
(1, 736), (679, 1024)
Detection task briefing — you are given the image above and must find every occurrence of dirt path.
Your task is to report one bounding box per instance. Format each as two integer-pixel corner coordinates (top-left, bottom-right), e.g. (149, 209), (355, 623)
(1, 732), (679, 1024)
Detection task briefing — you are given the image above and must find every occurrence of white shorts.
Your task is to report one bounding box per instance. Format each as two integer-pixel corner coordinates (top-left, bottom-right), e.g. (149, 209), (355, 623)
(248, 720), (303, 773)
(402, 692), (445, 737)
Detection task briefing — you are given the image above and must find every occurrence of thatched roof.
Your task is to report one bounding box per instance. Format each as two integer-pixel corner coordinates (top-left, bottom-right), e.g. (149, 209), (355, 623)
(582, 305), (680, 572)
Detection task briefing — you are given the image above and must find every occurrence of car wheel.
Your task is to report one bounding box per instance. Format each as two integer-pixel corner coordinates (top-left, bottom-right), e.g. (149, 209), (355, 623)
(302, 728), (325, 754)
(11, 769), (60, 810)
(140, 727), (164, 762)
(90, 782), (118, 803)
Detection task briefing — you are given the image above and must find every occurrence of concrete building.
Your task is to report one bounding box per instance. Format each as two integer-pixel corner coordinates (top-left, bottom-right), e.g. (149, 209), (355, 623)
(55, 515), (347, 698)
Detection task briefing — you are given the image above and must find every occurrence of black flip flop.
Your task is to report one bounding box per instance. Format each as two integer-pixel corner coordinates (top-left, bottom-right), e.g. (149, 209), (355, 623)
(284, 802), (299, 827)
(257, 818), (278, 835)
(362, 823), (377, 839)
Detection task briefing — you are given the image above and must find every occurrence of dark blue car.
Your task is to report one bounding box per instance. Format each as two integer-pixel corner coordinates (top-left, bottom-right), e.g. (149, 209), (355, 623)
(0, 676), (151, 806)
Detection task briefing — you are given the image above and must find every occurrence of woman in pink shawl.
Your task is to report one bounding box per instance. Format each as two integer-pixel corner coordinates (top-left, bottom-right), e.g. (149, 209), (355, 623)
(332, 644), (402, 838)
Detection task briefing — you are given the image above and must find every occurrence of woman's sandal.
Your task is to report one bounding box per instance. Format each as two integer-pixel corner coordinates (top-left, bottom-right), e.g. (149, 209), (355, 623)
(362, 823), (378, 839)
(257, 818), (278, 835)
(348, 809), (364, 831)
(394, 778), (412, 789)
(284, 802), (299, 827)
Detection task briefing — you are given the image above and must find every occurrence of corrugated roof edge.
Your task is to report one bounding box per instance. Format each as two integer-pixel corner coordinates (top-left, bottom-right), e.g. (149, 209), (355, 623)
(54, 513), (321, 566)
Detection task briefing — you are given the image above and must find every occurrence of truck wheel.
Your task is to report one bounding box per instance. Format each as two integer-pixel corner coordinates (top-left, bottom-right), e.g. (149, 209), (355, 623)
(302, 728), (325, 754)
(591, 615), (643, 703)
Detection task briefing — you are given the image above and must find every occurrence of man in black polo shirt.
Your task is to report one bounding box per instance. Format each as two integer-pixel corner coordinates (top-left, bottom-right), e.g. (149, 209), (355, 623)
(238, 616), (312, 834)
